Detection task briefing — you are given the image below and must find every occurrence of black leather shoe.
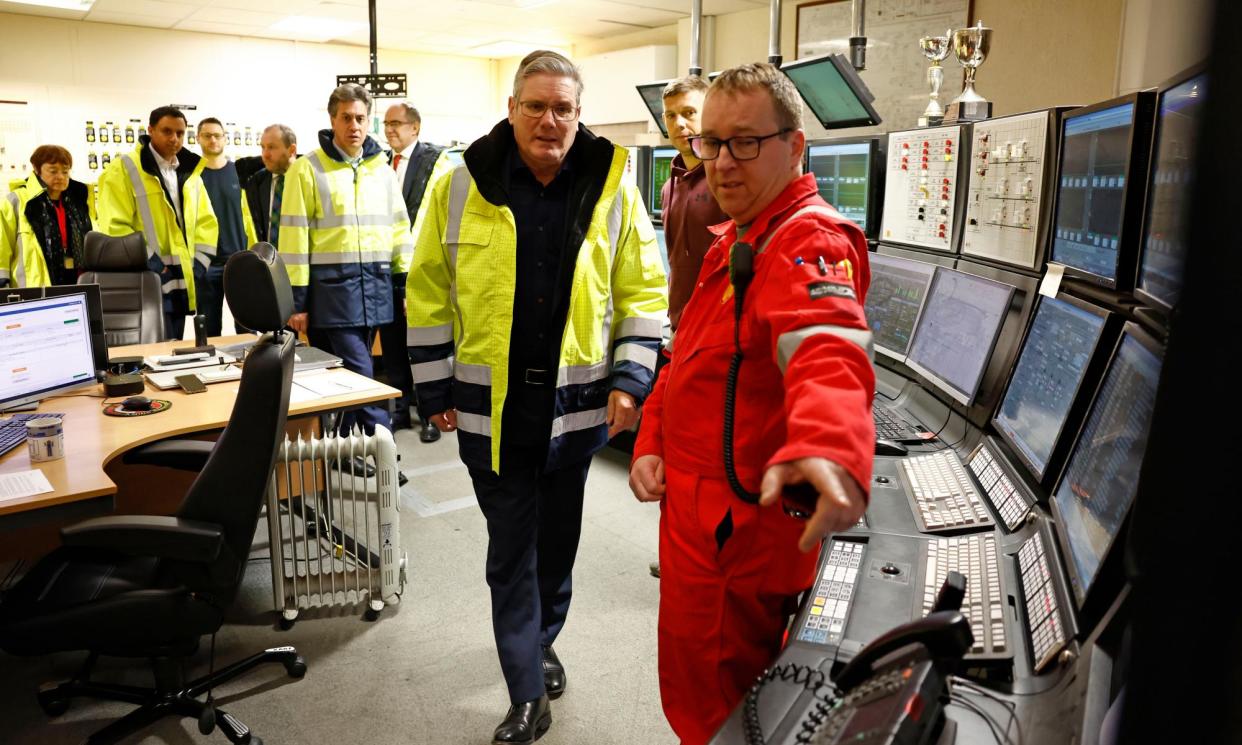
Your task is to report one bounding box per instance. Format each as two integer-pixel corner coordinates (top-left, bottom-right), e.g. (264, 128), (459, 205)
(542, 647), (566, 700)
(331, 455), (375, 478)
(492, 695), (551, 744)
(419, 417), (441, 443)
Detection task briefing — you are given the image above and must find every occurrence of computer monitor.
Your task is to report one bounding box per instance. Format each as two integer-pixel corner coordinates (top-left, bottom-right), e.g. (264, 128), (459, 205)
(865, 253), (936, 362)
(2, 283), (107, 374)
(904, 267), (1016, 406)
(993, 294), (1112, 486)
(781, 53), (882, 130)
(0, 294), (98, 410)
(1136, 66), (1207, 312)
(1050, 91), (1157, 288)
(635, 80), (671, 139)
(805, 136), (883, 238)
(649, 147), (677, 219)
(1051, 324), (1163, 608)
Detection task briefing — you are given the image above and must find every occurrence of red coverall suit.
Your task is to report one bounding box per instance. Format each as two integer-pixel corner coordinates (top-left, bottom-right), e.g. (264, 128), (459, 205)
(633, 174), (876, 744)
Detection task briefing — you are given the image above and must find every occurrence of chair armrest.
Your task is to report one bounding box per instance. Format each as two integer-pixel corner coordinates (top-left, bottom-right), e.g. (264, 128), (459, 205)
(122, 439), (214, 471)
(62, 515), (224, 562)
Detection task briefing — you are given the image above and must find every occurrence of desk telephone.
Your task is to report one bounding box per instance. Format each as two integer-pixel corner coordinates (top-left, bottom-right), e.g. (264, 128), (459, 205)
(741, 573), (973, 745)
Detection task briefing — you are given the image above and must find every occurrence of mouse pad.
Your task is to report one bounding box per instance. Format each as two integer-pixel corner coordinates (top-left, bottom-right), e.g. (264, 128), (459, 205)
(103, 400), (172, 417)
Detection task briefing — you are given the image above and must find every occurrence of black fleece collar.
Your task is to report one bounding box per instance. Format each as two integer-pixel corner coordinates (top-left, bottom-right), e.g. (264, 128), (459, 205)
(464, 119), (615, 208)
(137, 134), (200, 179)
(318, 129), (385, 163)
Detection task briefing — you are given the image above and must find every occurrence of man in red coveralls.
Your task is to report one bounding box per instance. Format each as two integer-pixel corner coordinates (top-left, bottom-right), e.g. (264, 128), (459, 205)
(628, 62), (876, 744)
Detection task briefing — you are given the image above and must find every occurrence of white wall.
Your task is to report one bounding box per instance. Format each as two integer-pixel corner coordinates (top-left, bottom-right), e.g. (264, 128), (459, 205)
(0, 12), (499, 186)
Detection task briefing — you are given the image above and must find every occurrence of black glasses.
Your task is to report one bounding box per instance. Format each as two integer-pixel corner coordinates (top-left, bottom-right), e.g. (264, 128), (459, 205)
(689, 129), (793, 161)
(517, 100), (579, 122)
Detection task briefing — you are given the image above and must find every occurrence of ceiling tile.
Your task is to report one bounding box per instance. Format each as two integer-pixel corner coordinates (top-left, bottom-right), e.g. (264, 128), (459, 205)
(87, 0), (197, 19)
(81, 9), (176, 26)
(179, 6), (281, 25)
(173, 18), (264, 34)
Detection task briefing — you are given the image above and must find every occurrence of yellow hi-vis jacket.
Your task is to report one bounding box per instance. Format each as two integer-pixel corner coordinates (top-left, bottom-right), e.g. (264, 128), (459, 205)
(279, 131), (412, 327)
(0, 174), (91, 287)
(95, 139), (218, 314)
(406, 122), (668, 474)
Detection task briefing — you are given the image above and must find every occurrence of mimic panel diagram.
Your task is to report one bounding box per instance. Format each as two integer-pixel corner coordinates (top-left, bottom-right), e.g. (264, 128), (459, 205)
(80, 116), (267, 173)
(880, 125), (966, 252)
(962, 111), (1054, 269)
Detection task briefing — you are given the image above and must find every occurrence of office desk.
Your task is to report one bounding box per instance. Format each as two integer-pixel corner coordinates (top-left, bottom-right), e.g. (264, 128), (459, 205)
(0, 335), (398, 537)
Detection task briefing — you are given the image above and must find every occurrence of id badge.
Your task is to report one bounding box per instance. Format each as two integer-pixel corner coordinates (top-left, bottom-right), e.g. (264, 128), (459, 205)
(64, 256), (75, 269)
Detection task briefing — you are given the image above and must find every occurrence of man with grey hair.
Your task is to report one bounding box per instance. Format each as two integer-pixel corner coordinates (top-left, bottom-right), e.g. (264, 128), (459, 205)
(407, 49), (666, 743)
(629, 62), (874, 744)
(281, 84), (412, 454)
(245, 124), (297, 246)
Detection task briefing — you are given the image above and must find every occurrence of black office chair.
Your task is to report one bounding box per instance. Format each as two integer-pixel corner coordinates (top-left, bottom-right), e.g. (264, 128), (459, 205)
(78, 230), (164, 345)
(0, 245), (301, 745)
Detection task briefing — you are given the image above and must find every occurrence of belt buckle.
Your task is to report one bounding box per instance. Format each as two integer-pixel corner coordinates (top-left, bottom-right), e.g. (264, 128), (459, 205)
(525, 368), (549, 386)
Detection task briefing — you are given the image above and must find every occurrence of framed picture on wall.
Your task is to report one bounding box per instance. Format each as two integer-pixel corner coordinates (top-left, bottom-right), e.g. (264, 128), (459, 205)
(795, 0), (969, 135)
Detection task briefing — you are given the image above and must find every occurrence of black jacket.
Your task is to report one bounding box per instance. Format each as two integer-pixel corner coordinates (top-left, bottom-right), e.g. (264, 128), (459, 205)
(390, 141), (446, 222)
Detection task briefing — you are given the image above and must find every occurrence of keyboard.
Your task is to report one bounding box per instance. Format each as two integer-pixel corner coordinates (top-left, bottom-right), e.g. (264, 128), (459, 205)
(873, 403), (924, 441)
(796, 539), (865, 646)
(1017, 532), (1068, 671)
(968, 444), (1032, 531)
(0, 413), (66, 458)
(919, 534), (1010, 658)
(899, 450), (994, 534)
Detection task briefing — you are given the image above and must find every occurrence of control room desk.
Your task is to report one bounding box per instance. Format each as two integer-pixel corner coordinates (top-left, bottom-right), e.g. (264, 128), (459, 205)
(0, 335), (399, 552)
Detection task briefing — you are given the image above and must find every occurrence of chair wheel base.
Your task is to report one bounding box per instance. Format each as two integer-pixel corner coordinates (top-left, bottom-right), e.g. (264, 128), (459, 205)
(285, 657), (307, 678)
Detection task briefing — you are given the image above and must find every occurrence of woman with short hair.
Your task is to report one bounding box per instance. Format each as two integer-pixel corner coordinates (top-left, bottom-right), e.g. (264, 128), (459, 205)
(0, 144), (93, 287)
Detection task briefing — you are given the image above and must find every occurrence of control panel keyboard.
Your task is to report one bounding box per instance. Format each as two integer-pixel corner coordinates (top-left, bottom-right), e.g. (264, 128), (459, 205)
(873, 404), (923, 441)
(796, 539), (865, 647)
(968, 444), (1032, 530)
(899, 449), (994, 533)
(1017, 532), (1068, 671)
(919, 534), (1010, 659)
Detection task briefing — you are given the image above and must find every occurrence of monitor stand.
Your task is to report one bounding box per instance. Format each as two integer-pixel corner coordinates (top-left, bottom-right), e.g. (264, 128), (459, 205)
(0, 401), (40, 413)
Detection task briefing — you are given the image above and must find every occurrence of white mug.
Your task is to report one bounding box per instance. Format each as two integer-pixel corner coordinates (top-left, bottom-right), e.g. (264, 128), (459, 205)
(27, 417), (64, 463)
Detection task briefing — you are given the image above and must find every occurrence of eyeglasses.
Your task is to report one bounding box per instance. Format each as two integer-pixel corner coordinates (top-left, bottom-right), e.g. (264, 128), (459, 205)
(383, 120), (413, 129)
(198, 132), (225, 140)
(689, 129), (793, 161)
(517, 100), (579, 122)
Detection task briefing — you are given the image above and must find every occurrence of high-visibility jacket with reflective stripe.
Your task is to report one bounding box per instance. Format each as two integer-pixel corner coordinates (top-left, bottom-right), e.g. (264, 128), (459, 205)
(95, 141), (218, 313)
(0, 173), (80, 288)
(407, 132), (667, 474)
(634, 173), (877, 497)
(410, 148), (457, 247)
(279, 131), (412, 328)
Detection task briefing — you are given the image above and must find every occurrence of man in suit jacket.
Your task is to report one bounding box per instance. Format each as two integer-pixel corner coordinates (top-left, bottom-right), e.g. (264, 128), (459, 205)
(383, 101), (451, 441)
(245, 124), (298, 247)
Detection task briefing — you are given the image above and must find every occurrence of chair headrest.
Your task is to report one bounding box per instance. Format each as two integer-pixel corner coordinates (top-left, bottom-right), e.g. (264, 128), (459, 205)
(224, 243), (293, 332)
(83, 231), (147, 271)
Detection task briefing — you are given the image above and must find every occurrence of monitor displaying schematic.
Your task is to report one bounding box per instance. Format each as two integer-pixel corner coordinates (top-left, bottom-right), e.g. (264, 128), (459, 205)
(649, 147), (677, 218)
(0, 294), (98, 410)
(994, 295), (1110, 484)
(1136, 68), (1207, 312)
(865, 253), (937, 361)
(905, 267), (1016, 406)
(1051, 326), (1162, 607)
(879, 125), (967, 252)
(1050, 92), (1156, 288)
(806, 137), (883, 237)
(962, 109), (1065, 270)
(635, 80), (671, 139)
(781, 53), (882, 130)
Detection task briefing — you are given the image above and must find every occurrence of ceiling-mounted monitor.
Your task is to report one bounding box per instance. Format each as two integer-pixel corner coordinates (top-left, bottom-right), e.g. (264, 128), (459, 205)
(781, 53), (882, 130)
(635, 80), (671, 139)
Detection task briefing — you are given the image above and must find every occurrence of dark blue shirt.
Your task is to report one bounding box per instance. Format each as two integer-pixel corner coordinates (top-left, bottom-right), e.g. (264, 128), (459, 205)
(200, 161), (247, 266)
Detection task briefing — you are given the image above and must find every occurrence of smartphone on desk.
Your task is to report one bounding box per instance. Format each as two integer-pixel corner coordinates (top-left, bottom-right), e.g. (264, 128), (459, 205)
(175, 374), (207, 395)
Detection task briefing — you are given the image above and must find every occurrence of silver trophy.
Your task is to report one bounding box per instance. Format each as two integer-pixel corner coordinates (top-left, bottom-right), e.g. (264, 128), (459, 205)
(918, 30), (952, 126)
(945, 20), (993, 123)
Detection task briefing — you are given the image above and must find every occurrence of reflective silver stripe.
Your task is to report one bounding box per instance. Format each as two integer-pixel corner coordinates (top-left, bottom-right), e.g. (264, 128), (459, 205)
(121, 154), (163, 258)
(281, 253), (310, 265)
(550, 407), (607, 438)
(407, 324), (452, 345)
(776, 324), (874, 373)
(4, 192), (17, 209)
(14, 234), (26, 285)
(307, 250), (393, 265)
(601, 298), (613, 360)
(758, 205), (840, 254)
(444, 166), (471, 268)
(456, 411), (491, 436)
(606, 194), (623, 261)
(306, 153), (337, 217)
(195, 243), (215, 268)
(280, 214), (310, 228)
(162, 279), (188, 293)
(412, 357), (454, 384)
(615, 342), (657, 372)
(310, 214), (399, 229)
(557, 361), (608, 387)
(616, 316), (661, 339)
(454, 361), (491, 386)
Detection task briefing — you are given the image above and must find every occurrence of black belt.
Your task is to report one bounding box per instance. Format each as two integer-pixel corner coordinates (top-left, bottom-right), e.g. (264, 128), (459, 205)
(523, 368), (551, 386)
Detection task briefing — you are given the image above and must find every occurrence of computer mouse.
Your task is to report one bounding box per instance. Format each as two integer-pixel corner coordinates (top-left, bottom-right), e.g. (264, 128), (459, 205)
(121, 396), (153, 412)
(874, 439), (909, 457)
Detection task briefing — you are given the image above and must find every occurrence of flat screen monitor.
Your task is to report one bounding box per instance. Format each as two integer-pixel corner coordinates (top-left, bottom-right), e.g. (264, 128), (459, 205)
(1051, 326), (1162, 607)
(1050, 92), (1156, 288)
(806, 137), (881, 236)
(2, 283), (107, 374)
(1137, 69), (1206, 312)
(635, 80), (670, 138)
(865, 253), (936, 361)
(0, 294), (98, 410)
(781, 53), (881, 129)
(905, 267), (1016, 406)
(649, 147), (677, 218)
(993, 295), (1109, 484)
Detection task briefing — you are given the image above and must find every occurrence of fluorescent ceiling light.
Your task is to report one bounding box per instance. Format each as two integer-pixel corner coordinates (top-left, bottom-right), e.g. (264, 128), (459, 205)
(269, 15), (366, 42)
(4, 0), (94, 10)
(471, 40), (566, 58)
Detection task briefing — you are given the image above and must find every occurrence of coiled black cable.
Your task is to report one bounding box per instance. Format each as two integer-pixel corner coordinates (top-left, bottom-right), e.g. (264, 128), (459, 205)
(724, 241), (760, 504)
(742, 663), (840, 745)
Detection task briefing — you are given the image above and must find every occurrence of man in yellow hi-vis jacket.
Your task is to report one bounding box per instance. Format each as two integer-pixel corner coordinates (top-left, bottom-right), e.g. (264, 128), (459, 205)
(406, 50), (667, 744)
(96, 106), (218, 340)
(279, 83), (412, 437)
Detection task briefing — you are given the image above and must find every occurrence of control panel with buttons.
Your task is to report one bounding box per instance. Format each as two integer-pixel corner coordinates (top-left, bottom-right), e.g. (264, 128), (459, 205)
(880, 125), (969, 252)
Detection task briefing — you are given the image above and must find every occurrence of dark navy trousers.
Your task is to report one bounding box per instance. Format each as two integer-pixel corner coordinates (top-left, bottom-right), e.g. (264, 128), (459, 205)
(468, 457), (591, 704)
(318, 326), (390, 435)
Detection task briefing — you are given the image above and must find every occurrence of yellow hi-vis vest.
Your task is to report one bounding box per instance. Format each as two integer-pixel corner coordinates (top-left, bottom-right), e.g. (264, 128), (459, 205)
(0, 173), (60, 287)
(406, 142), (668, 474)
